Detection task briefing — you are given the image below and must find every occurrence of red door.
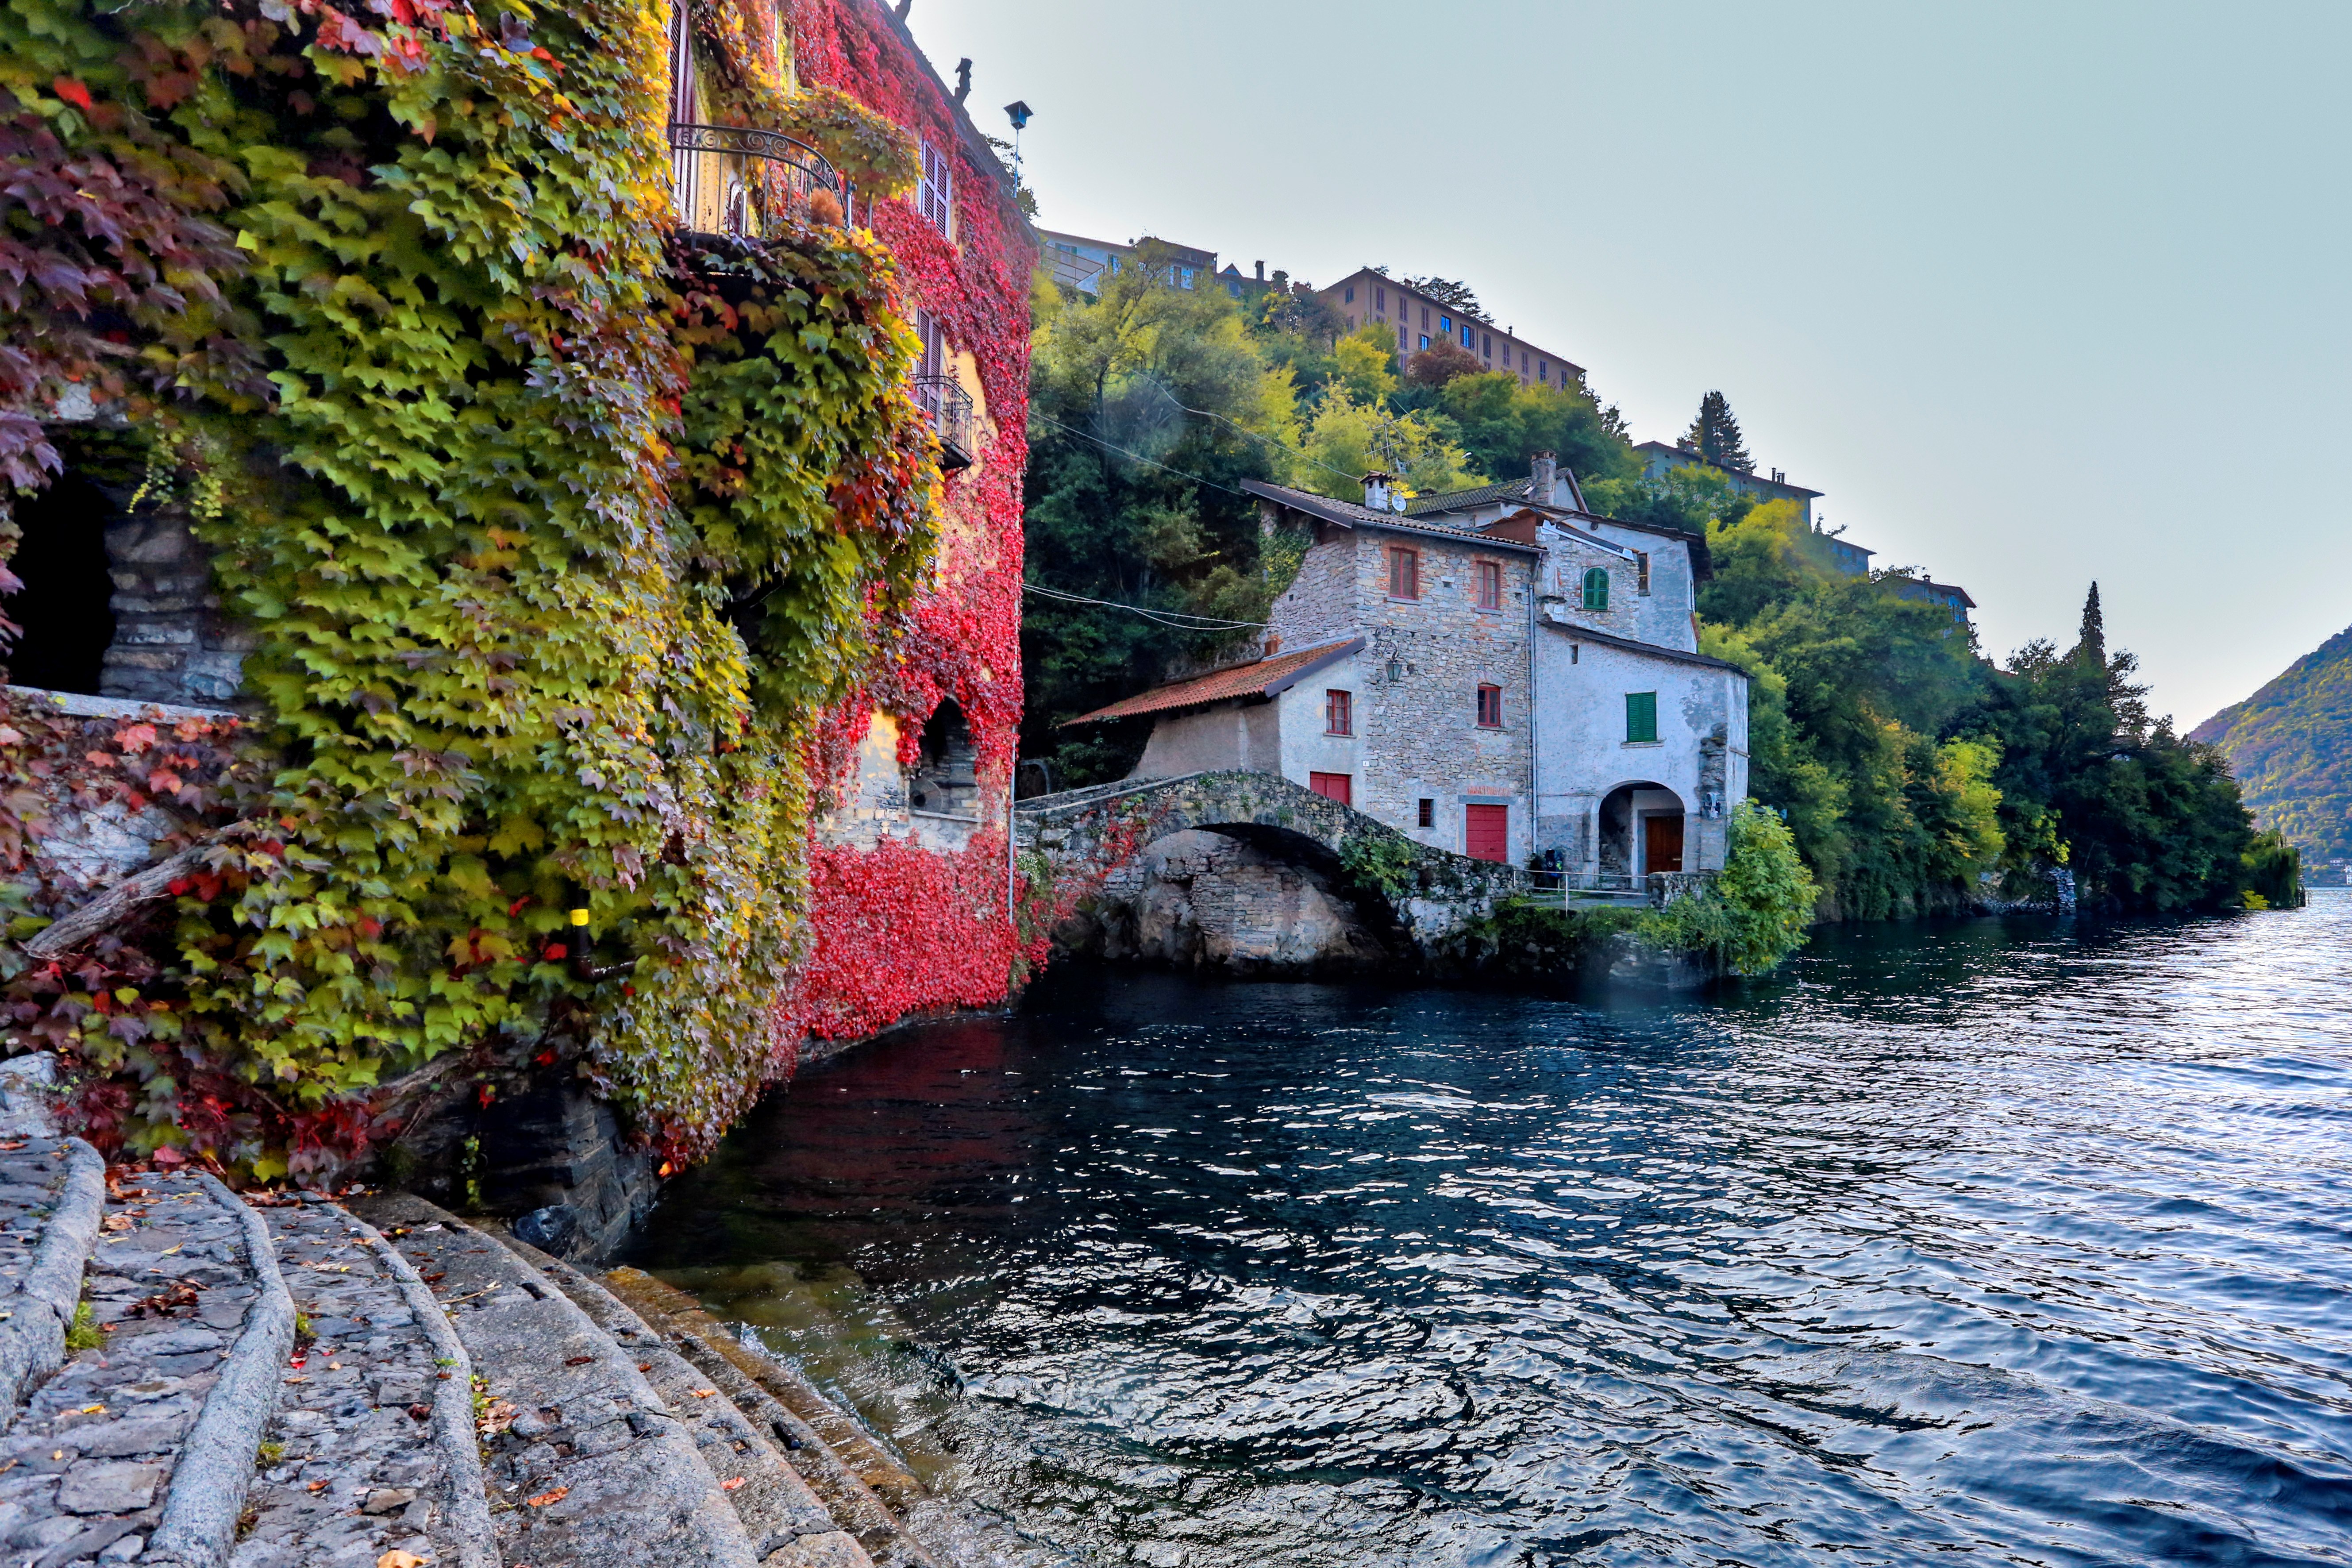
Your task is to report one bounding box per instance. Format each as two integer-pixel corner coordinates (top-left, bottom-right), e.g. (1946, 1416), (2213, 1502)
(1309, 771), (1352, 806)
(1465, 802), (1509, 863)
(1644, 813), (1685, 874)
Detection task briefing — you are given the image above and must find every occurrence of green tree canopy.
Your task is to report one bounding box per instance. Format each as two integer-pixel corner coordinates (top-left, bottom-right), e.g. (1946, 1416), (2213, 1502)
(1683, 389), (1754, 474)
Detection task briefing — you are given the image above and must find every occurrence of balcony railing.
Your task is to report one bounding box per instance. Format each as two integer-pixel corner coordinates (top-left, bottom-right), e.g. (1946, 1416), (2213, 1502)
(668, 122), (843, 240)
(911, 373), (975, 472)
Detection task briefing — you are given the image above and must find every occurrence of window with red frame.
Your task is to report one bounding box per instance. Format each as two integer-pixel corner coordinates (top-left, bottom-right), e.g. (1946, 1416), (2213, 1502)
(1474, 559), (1501, 610)
(1324, 689), (1352, 736)
(1476, 683), (1504, 728)
(1388, 547), (1420, 600)
(1309, 771), (1352, 806)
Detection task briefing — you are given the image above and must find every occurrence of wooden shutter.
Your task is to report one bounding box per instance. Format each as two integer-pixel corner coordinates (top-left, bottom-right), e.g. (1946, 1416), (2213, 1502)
(1626, 691), (1658, 744)
(1582, 567), (1609, 611)
(1309, 771), (1352, 806)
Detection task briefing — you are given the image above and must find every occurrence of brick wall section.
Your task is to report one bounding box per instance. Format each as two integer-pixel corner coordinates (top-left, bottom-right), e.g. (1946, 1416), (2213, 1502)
(1269, 526), (1535, 859)
(101, 504), (253, 709)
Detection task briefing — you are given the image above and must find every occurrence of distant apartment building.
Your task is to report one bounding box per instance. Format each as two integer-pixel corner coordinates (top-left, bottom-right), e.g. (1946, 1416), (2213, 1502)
(1314, 269), (1586, 390)
(1039, 229), (1216, 295)
(1636, 440), (1823, 528)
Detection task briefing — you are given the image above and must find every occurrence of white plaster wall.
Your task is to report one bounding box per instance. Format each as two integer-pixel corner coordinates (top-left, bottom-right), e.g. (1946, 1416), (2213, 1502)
(1590, 520), (1699, 651)
(1274, 651), (1362, 789)
(1132, 701), (1282, 777)
(1530, 628), (1746, 874)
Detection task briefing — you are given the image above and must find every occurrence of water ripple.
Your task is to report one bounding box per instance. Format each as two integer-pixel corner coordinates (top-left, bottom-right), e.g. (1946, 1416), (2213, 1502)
(637, 894), (2352, 1567)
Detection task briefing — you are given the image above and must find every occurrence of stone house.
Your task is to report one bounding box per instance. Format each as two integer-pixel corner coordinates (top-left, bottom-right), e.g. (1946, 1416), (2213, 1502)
(1070, 456), (1750, 885)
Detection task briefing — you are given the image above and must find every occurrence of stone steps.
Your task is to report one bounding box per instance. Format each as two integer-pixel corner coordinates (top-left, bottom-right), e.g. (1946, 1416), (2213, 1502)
(0, 1111), (961, 1566)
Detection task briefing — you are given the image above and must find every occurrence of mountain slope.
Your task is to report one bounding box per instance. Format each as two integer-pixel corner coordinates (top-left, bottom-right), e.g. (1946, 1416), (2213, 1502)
(2191, 620), (2352, 863)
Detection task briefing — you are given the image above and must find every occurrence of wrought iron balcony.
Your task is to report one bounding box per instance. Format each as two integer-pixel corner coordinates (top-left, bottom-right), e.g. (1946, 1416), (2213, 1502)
(667, 122), (843, 240)
(911, 373), (975, 472)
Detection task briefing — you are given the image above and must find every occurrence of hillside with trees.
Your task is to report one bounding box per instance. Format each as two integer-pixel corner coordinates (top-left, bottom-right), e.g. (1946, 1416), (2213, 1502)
(2192, 623), (2352, 866)
(1020, 254), (2276, 916)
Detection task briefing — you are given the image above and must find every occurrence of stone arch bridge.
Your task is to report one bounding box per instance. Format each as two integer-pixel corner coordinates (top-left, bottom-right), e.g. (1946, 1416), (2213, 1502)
(1014, 769), (1527, 954)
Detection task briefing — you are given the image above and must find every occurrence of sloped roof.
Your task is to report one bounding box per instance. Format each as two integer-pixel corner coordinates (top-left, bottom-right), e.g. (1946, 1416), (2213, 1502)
(1542, 621), (1751, 676)
(1889, 577), (1977, 609)
(1405, 477), (1546, 516)
(1241, 481), (1540, 553)
(1063, 639), (1364, 727)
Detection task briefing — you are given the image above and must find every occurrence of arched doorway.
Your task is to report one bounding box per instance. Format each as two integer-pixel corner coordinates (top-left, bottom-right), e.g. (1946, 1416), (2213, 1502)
(2, 470), (119, 696)
(1597, 782), (1686, 883)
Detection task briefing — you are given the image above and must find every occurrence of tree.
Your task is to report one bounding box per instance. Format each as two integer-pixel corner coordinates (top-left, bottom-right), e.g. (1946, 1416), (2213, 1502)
(1433, 372), (1637, 491)
(1402, 276), (1482, 317)
(1298, 389), (1475, 500)
(1404, 338), (1481, 388)
(1683, 389), (1754, 474)
(2075, 581), (2106, 665)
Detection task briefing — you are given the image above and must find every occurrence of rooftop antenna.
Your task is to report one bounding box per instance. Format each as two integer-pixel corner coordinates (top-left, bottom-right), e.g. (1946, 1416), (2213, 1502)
(1004, 100), (1033, 189)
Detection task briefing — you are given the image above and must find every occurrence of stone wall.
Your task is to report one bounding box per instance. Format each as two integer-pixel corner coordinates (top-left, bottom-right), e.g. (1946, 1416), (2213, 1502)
(1267, 528), (1536, 863)
(100, 503), (255, 708)
(1059, 828), (1391, 973)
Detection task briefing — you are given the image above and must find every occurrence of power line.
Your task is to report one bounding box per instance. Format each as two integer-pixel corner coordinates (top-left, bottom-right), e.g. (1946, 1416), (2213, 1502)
(1137, 377), (1367, 486)
(1027, 411), (1251, 498)
(1021, 582), (1268, 632)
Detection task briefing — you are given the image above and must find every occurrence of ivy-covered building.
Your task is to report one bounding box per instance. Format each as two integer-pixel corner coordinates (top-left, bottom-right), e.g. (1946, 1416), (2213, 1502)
(0, 0), (1035, 1199)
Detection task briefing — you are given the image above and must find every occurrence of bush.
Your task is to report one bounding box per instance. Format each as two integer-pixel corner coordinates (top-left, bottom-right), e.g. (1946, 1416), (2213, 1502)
(2243, 828), (2305, 909)
(1640, 801), (1820, 975)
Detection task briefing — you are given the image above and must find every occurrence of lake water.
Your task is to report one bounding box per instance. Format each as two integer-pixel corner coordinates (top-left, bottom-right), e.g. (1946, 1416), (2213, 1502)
(633, 894), (2352, 1567)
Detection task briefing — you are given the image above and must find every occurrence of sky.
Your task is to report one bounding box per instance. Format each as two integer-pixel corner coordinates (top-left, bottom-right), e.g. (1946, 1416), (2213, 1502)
(903, 0), (2351, 728)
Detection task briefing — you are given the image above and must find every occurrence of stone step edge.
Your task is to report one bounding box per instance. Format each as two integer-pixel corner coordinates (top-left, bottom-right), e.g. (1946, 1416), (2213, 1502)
(144, 1173), (297, 1568)
(376, 1196), (767, 1568)
(504, 1241), (933, 1568)
(349, 1206), (498, 1568)
(0, 1137), (105, 1418)
(598, 1267), (931, 1530)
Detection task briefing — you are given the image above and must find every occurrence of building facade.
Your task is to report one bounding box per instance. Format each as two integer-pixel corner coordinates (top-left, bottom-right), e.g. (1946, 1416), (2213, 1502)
(1635, 439), (1824, 527)
(1315, 268), (1585, 390)
(1037, 230), (1217, 296)
(1072, 459), (1750, 886)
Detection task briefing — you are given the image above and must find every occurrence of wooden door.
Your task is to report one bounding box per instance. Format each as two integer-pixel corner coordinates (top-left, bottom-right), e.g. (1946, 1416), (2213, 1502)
(1309, 771), (1352, 807)
(1465, 803), (1509, 864)
(1644, 813), (1684, 874)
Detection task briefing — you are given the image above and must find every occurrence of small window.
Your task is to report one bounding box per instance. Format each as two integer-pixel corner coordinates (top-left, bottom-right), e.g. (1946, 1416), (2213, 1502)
(1626, 691), (1659, 744)
(1421, 306), (1430, 328)
(1439, 313), (1450, 334)
(1417, 798), (1435, 828)
(1309, 771), (1352, 806)
(1635, 551), (1651, 595)
(1474, 560), (1501, 610)
(1345, 285), (1356, 304)
(1324, 689), (1352, 736)
(1461, 324), (1473, 347)
(1477, 684), (1503, 728)
(1538, 360), (1549, 382)
(1375, 286), (1386, 309)
(916, 139), (955, 239)
(1418, 334), (1430, 350)
(1581, 566), (1610, 611)
(1388, 547), (1420, 600)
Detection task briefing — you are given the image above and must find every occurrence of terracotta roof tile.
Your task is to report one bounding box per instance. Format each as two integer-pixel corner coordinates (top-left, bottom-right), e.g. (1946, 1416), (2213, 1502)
(1064, 639), (1363, 727)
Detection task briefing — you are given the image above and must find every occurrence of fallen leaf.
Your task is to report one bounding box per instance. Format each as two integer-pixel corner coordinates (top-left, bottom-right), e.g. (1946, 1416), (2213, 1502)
(636, 1363), (651, 1372)
(691, 1389), (716, 1399)
(378, 1552), (427, 1568)
(79, 1405), (103, 1414)
(408, 1402), (433, 1420)
(307, 1480), (330, 1493)
(720, 1476), (745, 1492)
(100, 1215), (134, 1233)
(477, 1399), (518, 1435)
(562, 1356), (592, 1366)
(526, 1486), (569, 1508)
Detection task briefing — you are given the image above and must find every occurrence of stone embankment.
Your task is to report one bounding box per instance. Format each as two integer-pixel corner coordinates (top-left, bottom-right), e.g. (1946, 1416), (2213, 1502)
(0, 1084), (1052, 1568)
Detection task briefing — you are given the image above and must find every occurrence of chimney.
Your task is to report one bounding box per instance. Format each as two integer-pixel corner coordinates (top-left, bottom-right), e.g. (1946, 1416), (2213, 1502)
(1531, 451), (1557, 505)
(954, 58), (972, 104)
(1255, 260), (1265, 282)
(1262, 631), (1282, 658)
(1362, 470), (1401, 512)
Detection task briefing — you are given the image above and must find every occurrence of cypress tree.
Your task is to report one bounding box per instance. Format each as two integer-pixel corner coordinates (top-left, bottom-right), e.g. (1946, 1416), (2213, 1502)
(1684, 390), (1754, 474)
(2075, 582), (2106, 666)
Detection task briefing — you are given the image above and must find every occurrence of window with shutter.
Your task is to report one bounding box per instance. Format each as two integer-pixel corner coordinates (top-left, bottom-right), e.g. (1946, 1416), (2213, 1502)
(1476, 684), (1503, 728)
(916, 139), (954, 239)
(1388, 548), (1420, 601)
(1474, 560), (1501, 610)
(1324, 690), (1352, 736)
(1635, 551), (1651, 595)
(1626, 691), (1659, 744)
(1581, 567), (1610, 611)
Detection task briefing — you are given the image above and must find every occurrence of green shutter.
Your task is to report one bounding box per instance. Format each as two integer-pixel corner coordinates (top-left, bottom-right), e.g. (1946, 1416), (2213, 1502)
(1626, 691), (1658, 744)
(1582, 567), (1609, 610)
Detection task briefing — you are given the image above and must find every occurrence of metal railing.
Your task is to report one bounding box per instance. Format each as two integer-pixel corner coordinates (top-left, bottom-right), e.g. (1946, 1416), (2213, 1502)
(1528, 870), (1642, 896)
(911, 373), (975, 471)
(667, 122), (843, 240)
